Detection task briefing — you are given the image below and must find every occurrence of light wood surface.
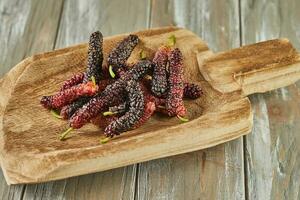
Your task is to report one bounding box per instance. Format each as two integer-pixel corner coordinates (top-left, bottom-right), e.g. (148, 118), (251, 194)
(241, 1), (300, 200)
(0, 0), (300, 199)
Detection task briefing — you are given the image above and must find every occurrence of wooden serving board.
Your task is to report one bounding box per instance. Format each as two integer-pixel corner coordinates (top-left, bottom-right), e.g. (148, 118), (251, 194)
(0, 27), (300, 184)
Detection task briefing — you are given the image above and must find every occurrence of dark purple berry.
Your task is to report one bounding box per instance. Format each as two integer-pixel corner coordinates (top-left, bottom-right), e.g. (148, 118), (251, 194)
(108, 35), (139, 77)
(104, 80), (145, 137)
(83, 31), (103, 83)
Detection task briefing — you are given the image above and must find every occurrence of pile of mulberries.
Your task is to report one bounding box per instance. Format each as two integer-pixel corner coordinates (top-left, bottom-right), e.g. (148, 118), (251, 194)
(40, 31), (203, 141)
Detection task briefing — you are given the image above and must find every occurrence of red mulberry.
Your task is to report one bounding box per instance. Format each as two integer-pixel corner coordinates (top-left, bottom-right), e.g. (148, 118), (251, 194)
(151, 46), (170, 97)
(60, 79), (114, 118)
(108, 35), (139, 77)
(165, 48), (186, 117)
(183, 82), (203, 99)
(83, 31), (103, 84)
(104, 80), (144, 137)
(40, 81), (98, 109)
(60, 72), (84, 91)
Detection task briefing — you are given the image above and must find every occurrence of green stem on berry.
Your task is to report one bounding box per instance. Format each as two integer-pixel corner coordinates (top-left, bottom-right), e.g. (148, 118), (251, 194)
(140, 50), (147, 60)
(103, 111), (115, 116)
(109, 65), (116, 78)
(50, 110), (63, 119)
(100, 137), (110, 144)
(60, 127), (73, 141)
(177, 115), (189, 122)
(91, 76), (96, 86)
(167, 35), (176, 47)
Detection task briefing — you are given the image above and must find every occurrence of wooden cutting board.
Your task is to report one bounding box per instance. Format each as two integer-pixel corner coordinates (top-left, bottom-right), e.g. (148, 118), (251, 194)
(0, 27), (299, 184)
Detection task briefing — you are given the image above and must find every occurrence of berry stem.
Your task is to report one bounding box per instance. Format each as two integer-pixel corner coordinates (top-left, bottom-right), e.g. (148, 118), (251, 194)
(60, 127), (73, 141)
(50, 110), (63, 119)
(167, 35), (176, 47)
(177, 115), (189, 122)
(109, 65), (116, 78)
(100, 137), (110, 144)
(103, 111), (116, 116)
(91, 76), (96, 86)
(140, 50), (147, 60)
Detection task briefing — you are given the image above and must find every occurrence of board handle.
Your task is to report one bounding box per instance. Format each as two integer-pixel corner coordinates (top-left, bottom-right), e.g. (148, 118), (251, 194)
(198, 39), (300, 96)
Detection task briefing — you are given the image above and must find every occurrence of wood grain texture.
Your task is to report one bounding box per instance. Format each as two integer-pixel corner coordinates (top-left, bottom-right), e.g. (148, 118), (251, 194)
(0, 0), (63, 199)
(22, 0), (150, 199)
(201, 39), (300, 95)
(0, 170), (24, 200)
(23, 166), (136, 200)
(241, 0), (300, 199)
(136, 1), (246, 200)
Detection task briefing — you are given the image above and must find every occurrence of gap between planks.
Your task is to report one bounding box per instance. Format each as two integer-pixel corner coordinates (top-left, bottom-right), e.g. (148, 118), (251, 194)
(238, 0), (250, 199)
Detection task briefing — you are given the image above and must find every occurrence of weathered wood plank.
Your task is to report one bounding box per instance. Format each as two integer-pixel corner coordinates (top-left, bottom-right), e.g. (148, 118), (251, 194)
(0, 0), (63, 199)
(22, 0), (149, 199)
(23, 167), (137, 200)
(0, 171), (24, 200)
(136, 0), (245, 199)
(54, 0), (151, 48)
(241, 0), (300, 199)
(0, 0), (64, 77)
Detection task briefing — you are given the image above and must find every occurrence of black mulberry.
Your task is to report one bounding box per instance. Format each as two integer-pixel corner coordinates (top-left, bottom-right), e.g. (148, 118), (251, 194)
(107, 35), (139, 77)
(104, 80), (144, 137)
(83, 31), (103, 84)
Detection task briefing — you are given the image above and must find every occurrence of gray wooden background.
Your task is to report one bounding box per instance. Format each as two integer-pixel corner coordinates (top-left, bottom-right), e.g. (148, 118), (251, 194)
(0, 0), (300, 199)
